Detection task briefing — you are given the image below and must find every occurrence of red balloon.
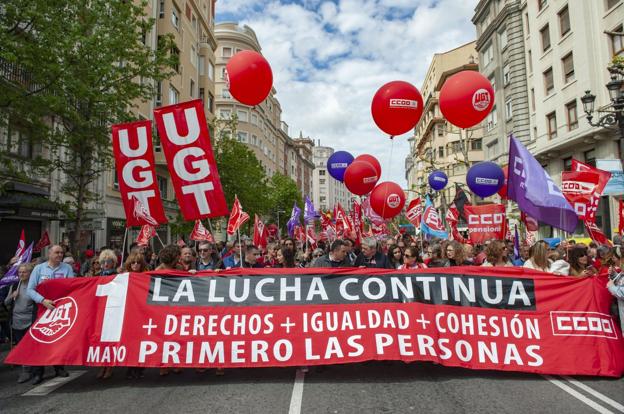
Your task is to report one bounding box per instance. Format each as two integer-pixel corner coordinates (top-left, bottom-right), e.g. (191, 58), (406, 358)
(344, 161), (379, 196)
(226, 50), (273, 106)
(439, 71), (494, 129)
(371, 81), (424, 136)
(355, 154), (382, 178)
(370, 181), (406, 219)
(498, 165), (509, 199)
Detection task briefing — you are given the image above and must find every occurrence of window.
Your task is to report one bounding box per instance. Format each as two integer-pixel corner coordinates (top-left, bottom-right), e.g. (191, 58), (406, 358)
(563, 157), (572, 171)
(562, 53), (574, 83)
(533, 127), (537, 140)
(525, 13), (530, 34)
(219, 109), (231, 119)
(171, 5), (180, 29)
(320, 179), (326, 185)
(221, 67), (227, 80)
(222, 89), (231, 99)
(527, 50), (533, 73)
(486, 106), (497, 131)
(113, 167), (119, 189)
(538, 0), (547, 11)
(157, 176), (167, 199)
(530, 88), (535, 111)
(251, 135), (257, 145)
(237, 109), (248, 122)
(486, 139), (499, 159)
(489, 73), (496, 91)
(208, 62), (214, 81)
(607, 0), (620, 10)
(237, 131), (248, 143)
(610, 25), (624, 57)
(438, 146), (444, 157)
(547, 111), (557, 139)
(505, 99), (513, 120)
(499, 29), (508, 49)
(482, 43), (494, 66)
(171, 46), (180, 72)
(208, 92), (214, 113)
(155, 80), (162, 106)
(540, 25), (551, 52)
(437, 125), (444, 137)
(199, 87), (205, 105)
(251, 114), (258, 125)
(222, 47), (232, 58)
(168, 85), (179, 104)
(584, 149), (596, 167)
(159, 0), (165, 18)
(190, 79), (195, 98)
(544, 67), (554, 95)
(471, 139), (483, 151)
(503, 64), (511, 86)
(558, 6), (570, 37)
(319, 169), (326, 176)
(192, 15), (198, 33)
(190, 46), (197, 67)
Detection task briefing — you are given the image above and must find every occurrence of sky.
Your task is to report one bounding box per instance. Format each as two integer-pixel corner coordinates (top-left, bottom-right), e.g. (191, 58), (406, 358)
(216, 0), (480, 188)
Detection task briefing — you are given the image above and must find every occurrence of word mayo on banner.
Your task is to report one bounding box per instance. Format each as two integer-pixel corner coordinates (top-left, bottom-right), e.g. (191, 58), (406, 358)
(111, 120), (168, 226)
(5, 268), (623, 377)
(154, 100), (228, 220)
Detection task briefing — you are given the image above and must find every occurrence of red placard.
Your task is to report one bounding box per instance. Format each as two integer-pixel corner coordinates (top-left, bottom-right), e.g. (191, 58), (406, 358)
(5, 267), (624, 377)
(153, 100), (228, 220)
(406, 198), (422, 227)
(111, 120), (168, 227)
(465, 204), (506, 244)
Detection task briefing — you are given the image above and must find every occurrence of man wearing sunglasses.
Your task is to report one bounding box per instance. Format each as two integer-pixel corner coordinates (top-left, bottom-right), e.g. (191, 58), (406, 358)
(196, 243), (218, 270)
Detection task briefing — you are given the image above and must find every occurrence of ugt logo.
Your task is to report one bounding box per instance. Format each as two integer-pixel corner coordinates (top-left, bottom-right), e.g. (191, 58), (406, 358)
(387, 193), (401, 209)
(472, 88), (491, 111)
(30, 297), (78, 344)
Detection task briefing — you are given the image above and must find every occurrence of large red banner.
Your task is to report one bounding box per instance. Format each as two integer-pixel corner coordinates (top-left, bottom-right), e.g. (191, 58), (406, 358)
(465, 204), (506, 244)
(5, 268), (624, 377)
(111, 120), (168, 226)
(153, 100), (228, 220)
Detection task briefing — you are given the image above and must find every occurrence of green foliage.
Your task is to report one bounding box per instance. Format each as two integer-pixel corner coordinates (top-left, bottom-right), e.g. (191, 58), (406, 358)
(266, 173), (302, 232)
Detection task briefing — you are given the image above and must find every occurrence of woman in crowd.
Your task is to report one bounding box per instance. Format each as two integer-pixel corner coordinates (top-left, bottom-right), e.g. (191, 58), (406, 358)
(4, 263), (35, 383)
(481, 240), (512, 267)
(523, 242), (550, 272)
(264, 243), (279, 267)
(123, 253), (148, 379)
(446, 241), (470, 266)
(568, 246), (597, 277)
(96, 249), (117, 379)
(388, 245), (403, 269)
(399, 247), (427, 269)
(275, 247), (296, 268)
(155, 245), (182, 376)
(427, 244), (449, 268)
(548, 249), (570, 276)
(85, 257), (102, 277)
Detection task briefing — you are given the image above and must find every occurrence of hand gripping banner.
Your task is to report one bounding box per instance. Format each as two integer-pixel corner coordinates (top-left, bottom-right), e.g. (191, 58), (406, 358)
(111, 120), (168, 226)
(5, 268), (624, 377)
(154, 100), (228, 220)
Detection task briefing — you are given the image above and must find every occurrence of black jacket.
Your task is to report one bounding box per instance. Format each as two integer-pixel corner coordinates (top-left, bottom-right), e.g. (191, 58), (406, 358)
(354, 252), (393, 269)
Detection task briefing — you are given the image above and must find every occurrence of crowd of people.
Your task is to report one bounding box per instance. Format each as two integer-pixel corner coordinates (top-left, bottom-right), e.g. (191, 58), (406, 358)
(0, 233), (623, 385)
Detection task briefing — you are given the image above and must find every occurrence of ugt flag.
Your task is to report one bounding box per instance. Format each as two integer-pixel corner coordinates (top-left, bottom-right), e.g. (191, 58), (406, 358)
(420, 196), (447, 239)
(507, 135), (577, 233)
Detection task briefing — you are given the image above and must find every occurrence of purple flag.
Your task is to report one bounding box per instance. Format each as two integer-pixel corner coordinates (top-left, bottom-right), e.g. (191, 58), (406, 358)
(513, 224), (520, 260)
(507, 135), (578, 233)
(286, 203), (301, 238)
(304, 196), (318, 225)
(0, 242), (34, 288)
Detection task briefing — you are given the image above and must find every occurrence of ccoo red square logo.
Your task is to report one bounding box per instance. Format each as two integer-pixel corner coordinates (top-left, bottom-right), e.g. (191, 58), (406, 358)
(550, 311), (618, 339)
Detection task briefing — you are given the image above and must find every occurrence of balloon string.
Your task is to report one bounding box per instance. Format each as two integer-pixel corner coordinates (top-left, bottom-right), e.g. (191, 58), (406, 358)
(380, 137), (395, 220)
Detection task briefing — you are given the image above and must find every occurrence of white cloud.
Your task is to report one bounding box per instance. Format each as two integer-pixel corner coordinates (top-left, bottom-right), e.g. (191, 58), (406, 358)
(219, 0), (479, 187)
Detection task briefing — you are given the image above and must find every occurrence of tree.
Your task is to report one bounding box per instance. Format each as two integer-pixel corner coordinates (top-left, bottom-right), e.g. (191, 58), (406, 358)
(266, 173), (303, 233)
(1, 0), (176, 255)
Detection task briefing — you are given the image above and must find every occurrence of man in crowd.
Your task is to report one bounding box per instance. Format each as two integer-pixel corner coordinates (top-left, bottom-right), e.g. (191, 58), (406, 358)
(243, 246), (263, 268)
(355, 237), (393, 268)
(222, 242), (243, 268)
(513, 245), (530, 266)
(311, 240), (350, 267)
(196, 242), (218, 270)
(179, 247), (196, 271)
(343, 239), (357, 265)
(27, 244), (74, 384)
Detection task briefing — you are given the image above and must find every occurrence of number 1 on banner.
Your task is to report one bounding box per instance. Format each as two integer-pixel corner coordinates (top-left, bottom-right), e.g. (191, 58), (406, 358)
(95, 273), (129, 342)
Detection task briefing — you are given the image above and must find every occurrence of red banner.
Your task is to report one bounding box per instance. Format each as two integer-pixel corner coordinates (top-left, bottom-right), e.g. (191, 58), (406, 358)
(571, 160), (612, 223)
(561, 171), (600, 220)
(153, 100), (228, 220)
(465, 204), (506, 244)
(253, 215), (268, 249)
(111, 120), (168, 227)
(5, 268), (623, 377)
(406, 198), (422, 227)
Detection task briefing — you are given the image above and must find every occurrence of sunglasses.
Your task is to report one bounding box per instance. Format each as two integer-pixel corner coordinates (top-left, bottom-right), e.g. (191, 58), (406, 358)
(404, 254), (414, 258)
(131, 261), (141, 265)
(313, 253), (323, 257)
(198, 248), (210, 252)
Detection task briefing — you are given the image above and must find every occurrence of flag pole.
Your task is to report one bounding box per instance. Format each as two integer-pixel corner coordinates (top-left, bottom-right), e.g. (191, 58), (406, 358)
(237, 227), (244, 268)
(120, 226), (129, 266)
(155, 232), (165, 248)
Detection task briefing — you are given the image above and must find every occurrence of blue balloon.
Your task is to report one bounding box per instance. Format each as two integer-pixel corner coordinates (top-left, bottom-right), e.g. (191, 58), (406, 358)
(428, 170), (448, 191)
(466, 161), (504, 198)
(327, 151), (354, 182)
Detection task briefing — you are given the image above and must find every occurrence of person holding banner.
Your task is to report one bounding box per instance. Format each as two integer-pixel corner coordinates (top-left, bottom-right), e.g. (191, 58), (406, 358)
(481, 241), (513, 267)
(354, 238), (393, 269)
(446, 241), (471, 266)
(275, 247), (296, 268)
(399, 247), (427, 269)
(123, 253), (148, 379)
(568, 246), (597, 277)
(311, 240), (350, 268)
(523, 243), (550, 273)
(196, 243), (219, 271)
(27, 245), (74, 385)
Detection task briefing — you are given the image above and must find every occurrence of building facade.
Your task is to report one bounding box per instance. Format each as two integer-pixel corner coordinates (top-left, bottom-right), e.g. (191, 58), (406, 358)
(521, 0), (624, 237)
(473, 0), (532, 165)
(406, 41), (485, 209)
(312, 144), (350, 212)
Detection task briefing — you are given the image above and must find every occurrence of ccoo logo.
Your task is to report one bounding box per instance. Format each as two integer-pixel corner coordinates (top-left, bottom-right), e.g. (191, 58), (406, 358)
(30, 296), (78, 344)
(472, 88), (491, 111)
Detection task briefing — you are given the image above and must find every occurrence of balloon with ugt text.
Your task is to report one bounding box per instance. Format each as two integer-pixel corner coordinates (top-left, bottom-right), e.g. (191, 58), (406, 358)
(327, 151), (354, 182)
(371, 81), (424, 136)
(439, 71), (494, 129)
(226, 50), (273, 106)
(355, 154), (382, 178)
(344, 161), (379, 196)
(370, 181), (406, 219)
(428, 170), (448, 191)
(498, 165), (509, 199)
(467, 161), (505, 198)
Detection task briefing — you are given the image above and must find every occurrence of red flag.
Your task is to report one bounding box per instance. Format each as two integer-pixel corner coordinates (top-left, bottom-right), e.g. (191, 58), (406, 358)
(153, 100), (228, 220)
(15, 229), (25, 258)
(525, 229), (537, 246)
(111, 120), (168, 227)
(176, 238), (186, 247)
(521, 212), (539, 232)
(33, 231), (51, 253)
(445, 203), (467, 243)
(136, 225), (156, 246)
(190, 220), (214, 242)
(406, 198), (422, 227)
(465, 204), (506, 244)
(253, 215), (268, 249)
(571, 159), (612, 223)
(619, 200), (624, 235)
(132, 196), (159, 226)
(335, 203), (351, 235)
(227, 196), (250, 236)
(561, 171), (600, 220)
(306, 226), (318, 250)
(585, 222), (613, 247)
(294, 225), (306, 243)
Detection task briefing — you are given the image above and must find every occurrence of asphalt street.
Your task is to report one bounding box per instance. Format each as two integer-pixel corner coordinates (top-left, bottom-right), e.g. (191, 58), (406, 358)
(1, 353), (622, 414)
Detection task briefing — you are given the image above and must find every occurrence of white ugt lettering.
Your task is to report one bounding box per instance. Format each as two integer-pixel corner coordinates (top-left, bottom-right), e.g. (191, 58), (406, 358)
(163, 108), (200, 145)
(118, 127), (148, 157)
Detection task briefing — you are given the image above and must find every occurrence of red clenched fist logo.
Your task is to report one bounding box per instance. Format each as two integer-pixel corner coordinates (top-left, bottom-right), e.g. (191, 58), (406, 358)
(30, 297), (78, 344)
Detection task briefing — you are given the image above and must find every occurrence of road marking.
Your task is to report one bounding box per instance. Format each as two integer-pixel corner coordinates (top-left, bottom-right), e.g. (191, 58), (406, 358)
(562, 376), (624, 413)
(288, 368), (305, 414)
(543, 375), (614, 414)
(23, 370), (87, 396)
